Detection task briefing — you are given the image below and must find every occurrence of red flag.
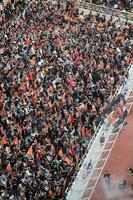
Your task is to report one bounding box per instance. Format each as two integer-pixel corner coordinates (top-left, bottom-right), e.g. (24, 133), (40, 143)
(27, 146), (33, 157)
(65, 157), (71, 165)
(58, 149), (63, 158)
(1, 135), (7, 145)
(85, 129), (92, 137)
(12, 136), (18, 145)
(70, 148), (76, 156)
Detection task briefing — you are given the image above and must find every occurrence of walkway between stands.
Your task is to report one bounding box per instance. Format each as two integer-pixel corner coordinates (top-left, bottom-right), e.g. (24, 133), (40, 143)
(90, 100), (133, 200)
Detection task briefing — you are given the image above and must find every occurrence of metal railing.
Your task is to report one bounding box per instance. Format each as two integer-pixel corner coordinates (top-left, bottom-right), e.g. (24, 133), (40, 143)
(58, 0), (133, 21)
(80, 1), (133, 21)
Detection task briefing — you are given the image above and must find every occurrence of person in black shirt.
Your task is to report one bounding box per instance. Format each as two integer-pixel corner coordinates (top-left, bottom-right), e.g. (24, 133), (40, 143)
(104, 171), (111, 187)
(12, 181), (19, 200)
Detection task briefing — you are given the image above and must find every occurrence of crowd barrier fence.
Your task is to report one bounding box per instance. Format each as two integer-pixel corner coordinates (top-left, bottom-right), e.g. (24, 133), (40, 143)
(58, 0), (133, 21)
(79, 0), (133, 21)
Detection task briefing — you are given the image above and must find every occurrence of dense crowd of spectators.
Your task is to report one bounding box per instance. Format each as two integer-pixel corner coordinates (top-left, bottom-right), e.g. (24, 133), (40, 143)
(0, 0), (28, 22)
(0, 0), (132, 24)
(0, 0), (132, 199)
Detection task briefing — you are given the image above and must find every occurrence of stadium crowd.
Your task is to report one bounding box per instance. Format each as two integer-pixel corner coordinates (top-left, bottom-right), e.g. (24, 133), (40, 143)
(0, 0), (28, 24)
(0, 0), (132, 199)
(91, 0), (133, 11)
(0, 0), (132, 24)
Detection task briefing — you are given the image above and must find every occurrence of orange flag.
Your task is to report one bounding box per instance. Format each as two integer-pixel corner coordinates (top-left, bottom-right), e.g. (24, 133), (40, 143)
(51, 144), (55, 153)
(12, 136), (18, 145)
(61, 92), (66, 102)
(27, 146), (33, 157)
(68, 114), (74, 125)
(58, 149), (63, 158)
(6, 162), (12, 173)
(65, 157), (71, 165)
(1, 135), (7, 145)
(48, 85), (54, 93)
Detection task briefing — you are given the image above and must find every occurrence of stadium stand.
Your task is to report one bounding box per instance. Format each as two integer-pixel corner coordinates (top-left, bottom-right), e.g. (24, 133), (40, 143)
(0, 0), (29, 22)
(0, 0), (132, 199)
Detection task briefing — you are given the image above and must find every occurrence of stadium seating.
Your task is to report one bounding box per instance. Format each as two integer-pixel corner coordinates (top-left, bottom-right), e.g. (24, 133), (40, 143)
(0, 0), (132, 199)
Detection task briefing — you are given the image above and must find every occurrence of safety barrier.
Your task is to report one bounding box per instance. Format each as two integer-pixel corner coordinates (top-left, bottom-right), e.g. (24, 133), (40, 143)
(79, 1), (133, 21)
(58, 0), (133, 21)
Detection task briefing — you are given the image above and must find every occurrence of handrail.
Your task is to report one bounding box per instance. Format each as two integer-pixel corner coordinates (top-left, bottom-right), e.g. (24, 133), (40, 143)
(80, 1), (133, 21)
(58, 0), (133, 21)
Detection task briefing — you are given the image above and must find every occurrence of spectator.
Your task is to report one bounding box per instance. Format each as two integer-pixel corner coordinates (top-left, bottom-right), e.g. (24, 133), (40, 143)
(0, 0), (27, 23)
(0, 1), (132, 199)
(104, 171), (111, 187)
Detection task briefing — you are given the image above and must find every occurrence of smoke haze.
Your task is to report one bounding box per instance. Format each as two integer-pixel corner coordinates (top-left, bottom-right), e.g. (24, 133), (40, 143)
(102, 175), (133, 200)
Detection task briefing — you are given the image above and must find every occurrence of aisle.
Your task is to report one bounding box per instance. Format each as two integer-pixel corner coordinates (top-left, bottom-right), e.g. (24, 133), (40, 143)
(91, 105), (133, 200)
